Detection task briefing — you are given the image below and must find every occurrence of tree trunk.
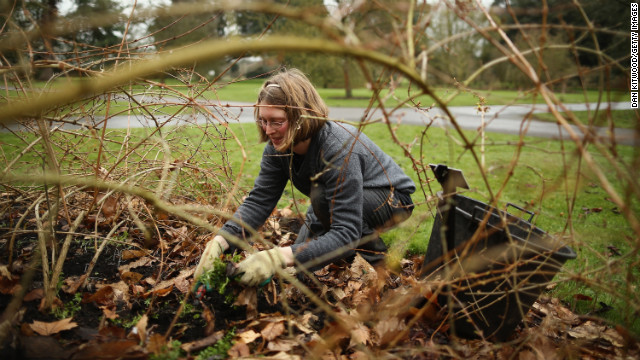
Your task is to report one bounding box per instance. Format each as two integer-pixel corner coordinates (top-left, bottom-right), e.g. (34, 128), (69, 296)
(343, 58), (352, 99)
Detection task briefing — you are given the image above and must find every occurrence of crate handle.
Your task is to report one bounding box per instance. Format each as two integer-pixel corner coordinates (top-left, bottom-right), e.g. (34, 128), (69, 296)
(470, 205), (504, 231)
(506, 202), (535, 223)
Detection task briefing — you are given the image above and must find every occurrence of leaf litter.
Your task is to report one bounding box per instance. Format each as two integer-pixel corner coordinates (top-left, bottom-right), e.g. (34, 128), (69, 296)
(0, 192), (638, 359)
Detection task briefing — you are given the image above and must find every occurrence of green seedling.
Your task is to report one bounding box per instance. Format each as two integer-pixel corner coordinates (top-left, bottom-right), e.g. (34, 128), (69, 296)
(149, 340), (183, 360)
(196, 328), (235, 360)
(197, 254), (242, 305)
(52, 293), (82, 320)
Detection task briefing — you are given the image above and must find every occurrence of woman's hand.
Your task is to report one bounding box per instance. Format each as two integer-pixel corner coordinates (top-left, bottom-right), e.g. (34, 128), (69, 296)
(193, 235), (229, 281)
(234, 247), (293, 286)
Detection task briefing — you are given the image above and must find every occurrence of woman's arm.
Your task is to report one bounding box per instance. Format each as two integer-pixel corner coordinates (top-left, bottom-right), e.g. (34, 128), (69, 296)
(219, 145), (289, 247)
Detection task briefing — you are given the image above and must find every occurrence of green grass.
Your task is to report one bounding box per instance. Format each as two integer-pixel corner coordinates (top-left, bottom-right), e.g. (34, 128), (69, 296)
(533, 109), (639, 129)
(211, 79), (629, 108)
(16, 77), (630, 110)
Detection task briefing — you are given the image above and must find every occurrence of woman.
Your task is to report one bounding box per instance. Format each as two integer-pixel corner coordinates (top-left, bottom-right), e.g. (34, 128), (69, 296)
(194, 68), (415, 287)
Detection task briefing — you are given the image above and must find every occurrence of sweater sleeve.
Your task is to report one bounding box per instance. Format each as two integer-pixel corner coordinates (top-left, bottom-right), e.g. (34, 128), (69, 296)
(220, 145), (288, 250)
(290, 149), (365, 268)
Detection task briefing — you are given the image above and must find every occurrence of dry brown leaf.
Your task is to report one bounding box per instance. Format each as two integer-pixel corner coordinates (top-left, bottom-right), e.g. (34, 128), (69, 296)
(101, 306), (118, 320)
(118, 256), (154, 274)
(0, 274), (19, 295)
(121, 271), (143, 285)
(144, 285), (173, 298)
(269, 351), (302, 360)
(0, 265), (12, 278)
(261, 321), (285, 341)
(203, 306), (216, 336)
(72, 340), (144, 359)
(130, 314), (148, 344)
(266, 339), (298, 352)
(374, 316), (406, 346)
(146, 268), (193, 295)
(20, 322), (35, 336)
(121, 249), (148, 260)
(147, 333), (168, 354)
(83, 286), (115, 306)
(349, 322), (371, 348)
(30, 318), (78, 336)
(24, 288), (44, 302)
(237, 329), (261, 344)
(280, 207), (294, 218)
(165, 226), (189, 244)
(234, 287), (258, 319)
(293, 312), (316, 334)
(228, 340), (250, 358)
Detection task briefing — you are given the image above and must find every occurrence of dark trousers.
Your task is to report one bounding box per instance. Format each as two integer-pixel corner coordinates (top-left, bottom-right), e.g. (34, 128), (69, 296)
(294, 184), (414, 270)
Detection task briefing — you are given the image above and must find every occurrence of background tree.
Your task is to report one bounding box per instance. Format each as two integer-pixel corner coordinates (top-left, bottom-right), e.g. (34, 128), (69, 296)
(148, 0), (227, 79)
(269, 0), (346, 90)
(425, 4), (486, 87)
(490, 0), (631, 89)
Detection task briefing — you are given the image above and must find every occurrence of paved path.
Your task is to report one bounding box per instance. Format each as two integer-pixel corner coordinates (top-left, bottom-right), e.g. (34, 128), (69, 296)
(9, 100), (637, 146)
(331, 101), (636, 145)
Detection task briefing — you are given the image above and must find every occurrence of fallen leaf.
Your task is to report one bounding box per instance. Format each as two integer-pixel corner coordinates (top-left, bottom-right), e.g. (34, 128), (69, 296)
(144, 285), (173, 298)
(374, 317), (406, 346)
(121, 249), (148, 260)
(181, 331), (224, 353)
(145, 268), (193, 295)
(267, 339), (298, 352)
(101, 194), (119, 219)
(20, 322), (34, 336)
(228, 340), (250, 358)
(234, 287), (258, 319)
(98, 325), (127, 340)
(71, 340), (144, 360)
(203, 306), (216, 336)
(573, 294), (593, 301)
(280, 207), (294, 218)
(147, 333), (167, 354)
(101, 306), (118, 320)
(121, 271), (143, 285)
(24, 288), (44, 302)
(0, 274), (19, 294)
(131, 314), (148, 343)
(237, 329), (261, 344)
(118, 256), (154, 274)
(83, 285), (115, 306)
(349, 322), (371, 348)
(30, 318), (78, 336)
(261, 321), (285, 341)
(0, 265), (11, 278)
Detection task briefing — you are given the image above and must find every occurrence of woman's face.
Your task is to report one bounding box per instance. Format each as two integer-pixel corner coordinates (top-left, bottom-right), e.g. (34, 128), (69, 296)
(258, 105), (289, 150)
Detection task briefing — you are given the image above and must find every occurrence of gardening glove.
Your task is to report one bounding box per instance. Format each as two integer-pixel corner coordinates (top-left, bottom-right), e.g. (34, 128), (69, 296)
(193, 239), (224, 286)
(233, 248), (286, 287)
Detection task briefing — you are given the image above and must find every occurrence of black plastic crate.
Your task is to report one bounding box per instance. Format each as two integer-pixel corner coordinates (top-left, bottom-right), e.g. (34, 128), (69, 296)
(422, 194), (576, 341)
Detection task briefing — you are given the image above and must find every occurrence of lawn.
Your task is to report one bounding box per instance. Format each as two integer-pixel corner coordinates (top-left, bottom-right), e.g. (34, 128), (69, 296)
(11, 77), (631, 110)
(533, 109), (639, 129)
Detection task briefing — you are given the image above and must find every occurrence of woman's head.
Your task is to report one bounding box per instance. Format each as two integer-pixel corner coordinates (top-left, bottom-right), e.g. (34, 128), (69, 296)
(255, 68), (328, 152)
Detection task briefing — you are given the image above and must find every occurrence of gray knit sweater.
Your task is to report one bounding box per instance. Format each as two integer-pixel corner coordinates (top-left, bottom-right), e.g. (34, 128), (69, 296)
(220, 121), (416, 266)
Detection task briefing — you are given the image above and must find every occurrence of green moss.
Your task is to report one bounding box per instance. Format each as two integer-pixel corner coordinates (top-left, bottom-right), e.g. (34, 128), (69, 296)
(198, 254), (242, 305)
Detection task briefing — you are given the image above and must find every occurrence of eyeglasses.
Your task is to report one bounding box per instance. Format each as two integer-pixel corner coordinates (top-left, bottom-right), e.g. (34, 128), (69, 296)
(258, 120), (287, 130)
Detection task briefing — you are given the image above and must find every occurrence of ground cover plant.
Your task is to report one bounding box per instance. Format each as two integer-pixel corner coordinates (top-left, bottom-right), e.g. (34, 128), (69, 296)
(0, 0), (639, 359)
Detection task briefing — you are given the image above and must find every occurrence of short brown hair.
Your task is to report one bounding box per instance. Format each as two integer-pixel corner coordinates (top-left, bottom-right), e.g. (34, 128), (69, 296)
(255, 68), (328, 151)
